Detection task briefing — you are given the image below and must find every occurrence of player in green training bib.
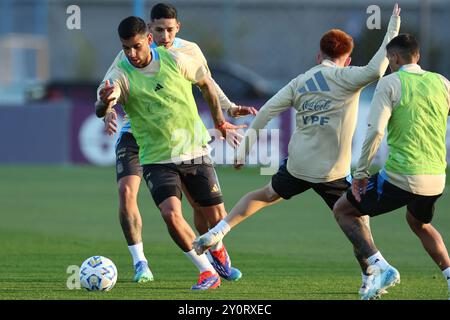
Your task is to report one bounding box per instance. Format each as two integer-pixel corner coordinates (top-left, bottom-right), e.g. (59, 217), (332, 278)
(96, 16), (245, 290)
(96, 4), (255, 284)
(334, 34), (450, 300)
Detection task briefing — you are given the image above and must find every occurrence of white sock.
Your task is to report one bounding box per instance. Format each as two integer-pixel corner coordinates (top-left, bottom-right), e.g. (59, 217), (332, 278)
(361, 272), (370, 282)
(442, 267), (450, 290)
(185, 249), (215, 273)
(210, 240), (223, 251)
(367, 251), (389, 271)
(128, 242), (147, 266)
(209, 220), (231, 238)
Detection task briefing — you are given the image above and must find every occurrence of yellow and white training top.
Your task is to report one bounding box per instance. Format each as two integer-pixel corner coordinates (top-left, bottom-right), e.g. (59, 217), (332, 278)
(236, 14), (400, 183)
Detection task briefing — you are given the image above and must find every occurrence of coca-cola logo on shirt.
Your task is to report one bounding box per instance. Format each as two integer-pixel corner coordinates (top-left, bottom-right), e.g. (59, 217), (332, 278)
(301, 99), (332, 112)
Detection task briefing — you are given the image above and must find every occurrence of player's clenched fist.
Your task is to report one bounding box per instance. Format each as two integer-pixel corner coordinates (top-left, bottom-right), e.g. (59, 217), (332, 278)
(99, 79), (116, 107)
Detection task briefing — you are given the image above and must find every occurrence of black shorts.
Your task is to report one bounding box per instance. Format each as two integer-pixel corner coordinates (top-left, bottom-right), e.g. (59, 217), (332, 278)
(271, 158), (351, 210)
(346, 173), (442, 223)
(142, 157), (223, 207)
(115, 132), (143, 181)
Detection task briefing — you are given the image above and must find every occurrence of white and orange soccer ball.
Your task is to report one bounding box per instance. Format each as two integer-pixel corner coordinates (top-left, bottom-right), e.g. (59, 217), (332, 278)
(79, 256), (118, 291)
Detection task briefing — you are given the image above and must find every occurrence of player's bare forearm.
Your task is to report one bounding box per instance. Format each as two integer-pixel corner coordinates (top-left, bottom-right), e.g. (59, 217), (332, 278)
(198, 78), (225, 127)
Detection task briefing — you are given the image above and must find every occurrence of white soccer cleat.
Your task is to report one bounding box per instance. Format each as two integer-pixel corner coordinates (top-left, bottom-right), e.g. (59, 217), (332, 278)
(133, 261), (154, 283)
(359, 274), (372, 296)
(359, 274), (388, 297)
(361, 265), (400, 300)
(193, 231), (223, 255)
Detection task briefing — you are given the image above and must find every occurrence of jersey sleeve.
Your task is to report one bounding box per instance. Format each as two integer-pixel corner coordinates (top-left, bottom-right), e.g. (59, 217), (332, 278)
(190, 43), (210, 73)
(353, 77), (394, 179)
(335, 15), (400, 90)
(169, 50), (208, 83)
(184, 43), (236, 111)
(194, 44), (237, 110)
(236, 78), (296, 163)
(96, 51), (130, 107)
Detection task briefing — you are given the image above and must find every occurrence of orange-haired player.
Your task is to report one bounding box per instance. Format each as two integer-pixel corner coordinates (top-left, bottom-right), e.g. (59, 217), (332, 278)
(195, 3), (401, 298)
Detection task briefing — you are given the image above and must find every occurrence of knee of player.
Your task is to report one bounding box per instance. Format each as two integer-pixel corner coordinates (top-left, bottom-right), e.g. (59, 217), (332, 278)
(118, 184), (138, 203)
(193, 216), (209, 235)
(332, 196), (347, 219)
(263, 184), (281, 202)
(160, 207), (183, 224)
(406, 211), (428, 232)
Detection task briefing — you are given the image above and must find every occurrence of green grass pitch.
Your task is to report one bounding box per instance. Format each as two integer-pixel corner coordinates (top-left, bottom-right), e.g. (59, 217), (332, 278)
(0, 165), (449, 300)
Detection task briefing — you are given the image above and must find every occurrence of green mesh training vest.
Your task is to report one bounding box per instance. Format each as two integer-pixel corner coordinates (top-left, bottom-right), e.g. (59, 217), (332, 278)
(117, 47), (211, 164)
(385, 70), (448, 175)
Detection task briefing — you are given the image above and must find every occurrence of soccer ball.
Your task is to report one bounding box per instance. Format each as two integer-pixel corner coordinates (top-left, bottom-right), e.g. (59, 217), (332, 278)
(79, 256), (118, 291)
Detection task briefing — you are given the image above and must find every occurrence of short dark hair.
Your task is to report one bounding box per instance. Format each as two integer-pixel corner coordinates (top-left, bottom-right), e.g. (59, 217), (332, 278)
(118, 16), (147, 39)
(386, 34), (420, 61)
(151, 3), (178, 21)
(320, 29), (354, 59)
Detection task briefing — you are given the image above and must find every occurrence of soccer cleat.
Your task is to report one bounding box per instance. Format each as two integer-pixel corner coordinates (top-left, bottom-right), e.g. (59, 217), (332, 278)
(359, 274), (373, 296)
(191, 271), (221, 290)
(133, 261), (154, 283)
(193, 231), (223, 255)
(206, 251), (242, 281)
(206, 247), (243, 281)
(228, 267), (243, 281)
(359, 274), (388, 297)
(361, 265), (400, 300)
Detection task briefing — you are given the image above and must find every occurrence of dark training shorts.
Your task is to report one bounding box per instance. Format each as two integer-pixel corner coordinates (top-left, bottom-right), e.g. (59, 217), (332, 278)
(115, 132), (143, 181)
(143, 157), (223, 207)
(346, 172), (442, 223)
(271, 158), (351, 210)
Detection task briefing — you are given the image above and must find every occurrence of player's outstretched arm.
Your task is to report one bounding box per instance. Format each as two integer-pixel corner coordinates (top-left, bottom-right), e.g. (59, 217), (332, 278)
(174, 48), (246, 147)
(353, 77), (393, 183)
(234, 79), (295, 168)
(229, 105), (258, 118)
(209, 77), (258, 118)
(197, 75), (246, 148)
(190, 43), (258, 119)
(339, 3), (401, 89)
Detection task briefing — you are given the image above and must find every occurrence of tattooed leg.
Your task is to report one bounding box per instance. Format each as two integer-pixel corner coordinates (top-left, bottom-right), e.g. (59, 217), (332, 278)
(333, 196), (378, 259)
